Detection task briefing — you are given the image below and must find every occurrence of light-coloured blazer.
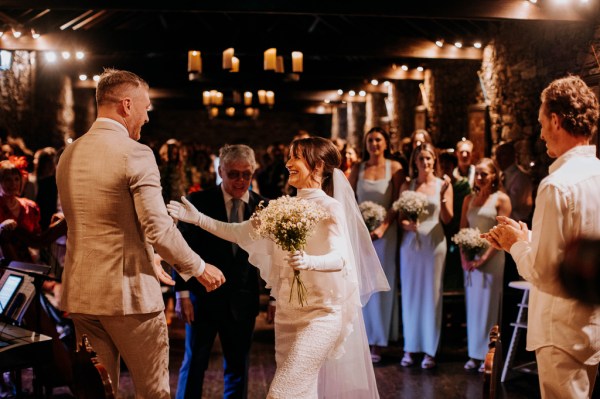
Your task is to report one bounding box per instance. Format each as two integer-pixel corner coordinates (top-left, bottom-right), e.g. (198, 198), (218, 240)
(56, 120), (203, 316)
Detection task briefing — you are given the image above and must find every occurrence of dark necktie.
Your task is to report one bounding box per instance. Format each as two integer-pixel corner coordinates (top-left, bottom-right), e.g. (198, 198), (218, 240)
(229, 198), (241, 255)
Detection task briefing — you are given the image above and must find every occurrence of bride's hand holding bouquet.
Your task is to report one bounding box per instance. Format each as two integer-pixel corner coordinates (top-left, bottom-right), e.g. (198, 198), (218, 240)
(250, 195), (330, 306)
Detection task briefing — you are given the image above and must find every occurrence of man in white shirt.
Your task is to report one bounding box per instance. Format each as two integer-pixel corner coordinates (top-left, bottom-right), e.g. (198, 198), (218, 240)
(484, 75), (600, 399)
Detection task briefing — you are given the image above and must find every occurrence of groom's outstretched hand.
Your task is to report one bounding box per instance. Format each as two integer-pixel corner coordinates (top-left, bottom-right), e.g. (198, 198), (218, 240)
(196, 263), (226, 292)
(167, 197), (201, 225)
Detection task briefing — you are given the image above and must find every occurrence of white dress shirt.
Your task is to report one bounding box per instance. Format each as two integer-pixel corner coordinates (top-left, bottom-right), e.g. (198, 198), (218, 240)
(510, 145), (600, 364)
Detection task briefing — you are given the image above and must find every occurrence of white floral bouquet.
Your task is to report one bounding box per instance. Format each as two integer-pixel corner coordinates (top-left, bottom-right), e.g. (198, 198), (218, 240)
(452, 227), (489, 261)
(392, 190), (429, 222)
(359, 201), (386, 232)
(392, 190), (429, 248)
(250, 195), (330, 306)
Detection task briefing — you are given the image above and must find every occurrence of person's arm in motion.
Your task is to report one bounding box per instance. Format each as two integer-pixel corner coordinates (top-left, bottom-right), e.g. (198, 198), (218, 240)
(167, 197), (254, 245)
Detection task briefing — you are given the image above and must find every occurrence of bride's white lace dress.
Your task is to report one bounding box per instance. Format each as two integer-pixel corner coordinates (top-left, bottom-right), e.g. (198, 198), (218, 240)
(198, 183), (387, 398)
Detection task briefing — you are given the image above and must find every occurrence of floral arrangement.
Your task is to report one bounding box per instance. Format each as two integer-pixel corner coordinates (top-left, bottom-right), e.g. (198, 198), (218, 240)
(392, 190), (429, 222)
(358, 201), (386, 232)
(451, 227), (489, 261)
(250, 195), (330, 306)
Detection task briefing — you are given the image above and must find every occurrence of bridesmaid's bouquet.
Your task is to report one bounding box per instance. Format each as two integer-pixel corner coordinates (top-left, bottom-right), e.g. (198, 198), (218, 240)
(452, 227), (489, 285)
(451, 227), (488, 261)
(392, 190), (429, 222)
(358, 201), (386, 232)
(250, 195), (330, 306)
(393, 190), (429, 248)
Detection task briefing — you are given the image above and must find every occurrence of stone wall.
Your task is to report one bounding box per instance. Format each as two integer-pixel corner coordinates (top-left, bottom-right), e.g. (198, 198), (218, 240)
(479, 20), (595, 183)
(423, 60), (482, 149)
(0, 51), (34, 140)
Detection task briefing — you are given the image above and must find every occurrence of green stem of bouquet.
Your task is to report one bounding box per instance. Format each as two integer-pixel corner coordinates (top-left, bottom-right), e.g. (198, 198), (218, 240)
(289, 270), (309, 306)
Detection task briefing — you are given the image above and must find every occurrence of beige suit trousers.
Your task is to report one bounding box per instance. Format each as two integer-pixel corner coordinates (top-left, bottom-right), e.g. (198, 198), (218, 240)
(536, 346), (598, 399)
(71, 311), (170, 399)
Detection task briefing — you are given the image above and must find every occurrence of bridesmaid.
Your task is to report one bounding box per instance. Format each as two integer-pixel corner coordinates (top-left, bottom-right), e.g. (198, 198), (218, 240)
(399, 143), (452, 369)
(348, 127), (404, 363)
(460, 158), (511, 372)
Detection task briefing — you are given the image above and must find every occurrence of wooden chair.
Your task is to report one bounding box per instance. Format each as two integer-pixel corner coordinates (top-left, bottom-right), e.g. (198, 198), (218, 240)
(483, 325), (502, 399)
(71, 334), (115, 399)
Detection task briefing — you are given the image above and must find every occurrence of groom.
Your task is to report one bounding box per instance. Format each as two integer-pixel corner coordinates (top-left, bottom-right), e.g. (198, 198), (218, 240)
(174, 144), (268, 399)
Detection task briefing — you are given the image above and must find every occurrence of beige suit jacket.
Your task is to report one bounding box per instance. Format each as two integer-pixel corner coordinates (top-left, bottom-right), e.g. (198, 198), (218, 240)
(57, 120), (203, 315)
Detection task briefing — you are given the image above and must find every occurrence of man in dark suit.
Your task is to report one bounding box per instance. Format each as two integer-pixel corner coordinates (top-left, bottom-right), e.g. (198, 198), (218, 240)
(175, 144), (268, 399)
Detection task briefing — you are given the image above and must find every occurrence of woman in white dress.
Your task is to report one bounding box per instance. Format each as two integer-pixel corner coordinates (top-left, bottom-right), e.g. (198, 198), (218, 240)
(348, 127), (404, 363)
(399, 143), (453, 369)
(168, 137), (389, 398)
(460, 158), (511, 372)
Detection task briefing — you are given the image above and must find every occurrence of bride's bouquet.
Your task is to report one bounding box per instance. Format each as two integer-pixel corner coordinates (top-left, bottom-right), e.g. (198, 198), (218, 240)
(451, 227), (488, 261)
(393, 190), (429, 247)
(250, 195), (330, 306)
(359, 201), (386, 232)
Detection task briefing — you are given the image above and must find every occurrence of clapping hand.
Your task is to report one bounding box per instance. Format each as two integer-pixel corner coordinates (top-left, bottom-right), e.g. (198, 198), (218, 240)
(167, 197), (201, 225)
(481, 216), (528, 252)
(196, 263), (226, 292)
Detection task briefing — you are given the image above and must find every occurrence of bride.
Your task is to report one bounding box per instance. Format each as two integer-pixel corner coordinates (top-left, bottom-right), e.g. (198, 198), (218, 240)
(168, 137), (389, 398)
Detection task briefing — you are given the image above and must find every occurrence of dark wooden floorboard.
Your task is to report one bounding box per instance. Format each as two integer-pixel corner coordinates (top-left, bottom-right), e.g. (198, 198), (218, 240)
(23, 306), (598, 398)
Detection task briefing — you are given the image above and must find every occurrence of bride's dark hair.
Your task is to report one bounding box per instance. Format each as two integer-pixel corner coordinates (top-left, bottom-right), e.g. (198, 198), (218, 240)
(289, 137), (341, 197)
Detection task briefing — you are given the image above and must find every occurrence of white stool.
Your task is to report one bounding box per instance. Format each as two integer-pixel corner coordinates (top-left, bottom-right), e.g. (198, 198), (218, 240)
(501, 280), (537, 382)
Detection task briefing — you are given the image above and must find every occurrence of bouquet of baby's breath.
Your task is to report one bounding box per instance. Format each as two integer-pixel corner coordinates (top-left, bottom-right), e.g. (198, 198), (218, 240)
(393, 190), (429, 248)
(250, 195), (330, 306)
(392, 190), (429, 222)
(452, 227), (489, 261)
(359, 201), (386, 232)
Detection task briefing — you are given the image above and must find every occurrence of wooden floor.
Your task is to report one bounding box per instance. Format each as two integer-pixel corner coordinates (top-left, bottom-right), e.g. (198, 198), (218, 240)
(22, 298), (599, 399)
(23, 308), (545, 399)
(120, 310), (543, 399)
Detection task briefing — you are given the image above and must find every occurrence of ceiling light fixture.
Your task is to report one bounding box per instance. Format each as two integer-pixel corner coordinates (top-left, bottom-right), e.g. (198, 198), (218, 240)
(264, 48), (277, 71)
(275, 56), (284, 73)
(223, 48), (234, 70)
(31, 29), (40, 39)
(75, 51), (85, 60)
(417, 66), (424, 72)
(401, 65), (408, 71)
(231, 57), (240, 73)
(474, 42), (482, 49)
(455, 42), (463, 48)
(435, 40), (444, 48)
(292, 51), (303, 73)
(359, 90), (366, 97)
(188, 50), (202, 80)
(12, 28), (22, 38)
(371, 79), (379, 86)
